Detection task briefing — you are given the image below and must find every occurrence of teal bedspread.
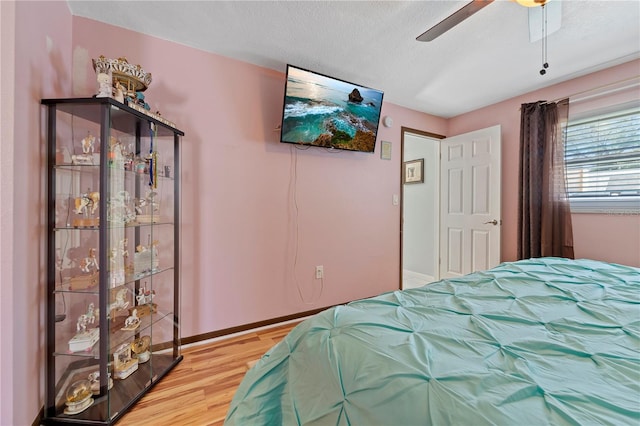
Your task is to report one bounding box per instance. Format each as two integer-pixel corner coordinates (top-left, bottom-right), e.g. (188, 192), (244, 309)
(225, 258), (640, 425)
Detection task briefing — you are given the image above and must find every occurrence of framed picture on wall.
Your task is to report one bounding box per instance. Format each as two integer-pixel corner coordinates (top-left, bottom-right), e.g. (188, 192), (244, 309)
(404, 159), (424, 184)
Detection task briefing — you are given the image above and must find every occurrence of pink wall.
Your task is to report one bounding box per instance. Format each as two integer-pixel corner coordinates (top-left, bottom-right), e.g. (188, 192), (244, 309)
(448, 60), (640, 267)
(68, 20), (447, 336)
(0, 2), (16, 422)
(1, 2), (73, 424)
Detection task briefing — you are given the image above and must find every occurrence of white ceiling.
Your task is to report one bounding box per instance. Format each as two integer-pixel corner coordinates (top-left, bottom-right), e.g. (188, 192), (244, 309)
(67, 0), (640, 118)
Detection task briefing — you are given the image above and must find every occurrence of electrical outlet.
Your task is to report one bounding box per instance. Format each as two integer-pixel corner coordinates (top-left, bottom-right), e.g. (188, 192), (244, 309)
(315, 265), (324, 279)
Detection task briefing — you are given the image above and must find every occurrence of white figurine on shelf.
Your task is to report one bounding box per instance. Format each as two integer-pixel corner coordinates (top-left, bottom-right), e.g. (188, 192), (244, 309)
(69, 302), (99, 352)
(81, 133), (95, 154)
(120, 238), (129, 261)
(108, 287), (129, 322)
(74, 191), (100, 216)
(133, 241), (159, 275)
(96, 72), (112, 98)
(88, 370), (113, 394)
(71, 133), (96, 165)
(122, 309), (140, 330)
(76, 303), (96, 334)
(114, 80), (125, 103)
(134, 191), (158, 214)
(107, 190), (135, 224)
(136, 285), (156, 305)
(79, 248), (99, 273)
(109, 247), (118, 267)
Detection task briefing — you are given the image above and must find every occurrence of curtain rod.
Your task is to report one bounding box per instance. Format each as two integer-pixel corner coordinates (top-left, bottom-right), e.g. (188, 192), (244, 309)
(546, 75), (640, 105)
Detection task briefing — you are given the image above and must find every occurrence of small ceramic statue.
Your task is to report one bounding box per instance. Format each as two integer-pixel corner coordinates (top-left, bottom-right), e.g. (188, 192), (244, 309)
(136, 285), (156, 305)
(74, 191), (100, 216)
(122, 309), (140, 330)
(108, 287), (129, 322)
(79, 248), (99, 273)
(96, 72), (112, 98)
(114, 80), (125, 103)
(76, 303), (96, 333)
(120, 238), (129, 261)
(70, 133), (96, 165)
(81, 133), (95, 154)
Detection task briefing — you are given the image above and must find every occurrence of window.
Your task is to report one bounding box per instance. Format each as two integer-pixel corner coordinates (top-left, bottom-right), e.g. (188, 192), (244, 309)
(564, 105), (640, 214)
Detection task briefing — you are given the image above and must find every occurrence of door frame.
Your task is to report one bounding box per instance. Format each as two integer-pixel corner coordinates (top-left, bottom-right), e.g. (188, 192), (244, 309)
(400, 126), (445, 290)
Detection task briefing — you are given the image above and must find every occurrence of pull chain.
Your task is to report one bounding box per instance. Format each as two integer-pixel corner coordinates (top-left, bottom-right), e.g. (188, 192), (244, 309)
(540, 3), (549, 75)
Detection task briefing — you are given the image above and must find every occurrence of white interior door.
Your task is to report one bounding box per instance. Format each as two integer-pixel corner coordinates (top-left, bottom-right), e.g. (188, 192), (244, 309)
(440, 125), (501, 278)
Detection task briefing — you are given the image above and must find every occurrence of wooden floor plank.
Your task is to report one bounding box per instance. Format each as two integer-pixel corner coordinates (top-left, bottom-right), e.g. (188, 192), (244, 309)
(120, 321), (300, 425)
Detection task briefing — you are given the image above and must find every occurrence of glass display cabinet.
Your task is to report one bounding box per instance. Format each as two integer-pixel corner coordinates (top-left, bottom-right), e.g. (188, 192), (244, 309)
(42, 98), (183, 424)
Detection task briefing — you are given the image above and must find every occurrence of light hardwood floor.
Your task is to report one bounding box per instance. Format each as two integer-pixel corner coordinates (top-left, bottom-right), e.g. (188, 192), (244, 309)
(120, 321), (300, 425)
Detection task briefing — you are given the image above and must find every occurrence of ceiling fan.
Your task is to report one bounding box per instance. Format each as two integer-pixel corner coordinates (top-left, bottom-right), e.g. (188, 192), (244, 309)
(416, 0), (549, 42)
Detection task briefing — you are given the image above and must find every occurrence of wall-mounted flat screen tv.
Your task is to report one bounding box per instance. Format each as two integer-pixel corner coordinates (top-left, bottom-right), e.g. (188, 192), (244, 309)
(280, 64), (384, 153)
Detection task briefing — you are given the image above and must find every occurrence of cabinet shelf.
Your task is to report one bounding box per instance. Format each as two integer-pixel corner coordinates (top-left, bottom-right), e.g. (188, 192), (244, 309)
(55, 163), (176, 181)
(50, 353), (180, 422)
(54, 221), (175, 232)
(43, 97), (183, 425)
(52, 309), (175, 359)
(53, 267), (175, 296)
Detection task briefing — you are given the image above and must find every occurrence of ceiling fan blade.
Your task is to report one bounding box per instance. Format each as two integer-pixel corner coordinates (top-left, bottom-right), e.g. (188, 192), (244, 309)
(416, 0), (495, 42)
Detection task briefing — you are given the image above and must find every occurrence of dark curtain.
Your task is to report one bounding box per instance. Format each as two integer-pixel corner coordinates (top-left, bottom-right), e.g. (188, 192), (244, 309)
(518, 98), (574, 259)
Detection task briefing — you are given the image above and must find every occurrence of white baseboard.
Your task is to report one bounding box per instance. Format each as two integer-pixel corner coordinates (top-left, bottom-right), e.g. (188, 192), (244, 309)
(402, 269), (435, 290)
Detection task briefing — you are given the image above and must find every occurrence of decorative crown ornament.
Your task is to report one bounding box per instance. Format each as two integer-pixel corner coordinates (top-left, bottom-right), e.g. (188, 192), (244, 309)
(92, 56), (152, 95)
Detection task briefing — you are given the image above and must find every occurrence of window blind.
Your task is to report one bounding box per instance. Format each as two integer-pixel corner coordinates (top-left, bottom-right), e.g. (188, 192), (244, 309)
(565, 107), (640, 199)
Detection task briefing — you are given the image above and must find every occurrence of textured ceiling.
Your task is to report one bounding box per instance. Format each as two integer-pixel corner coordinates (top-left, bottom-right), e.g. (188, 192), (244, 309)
(67, 0), (640, 118)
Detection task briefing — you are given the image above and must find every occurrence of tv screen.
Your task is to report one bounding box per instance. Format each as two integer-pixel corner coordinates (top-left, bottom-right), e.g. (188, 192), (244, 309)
(280, 65), (384, 153)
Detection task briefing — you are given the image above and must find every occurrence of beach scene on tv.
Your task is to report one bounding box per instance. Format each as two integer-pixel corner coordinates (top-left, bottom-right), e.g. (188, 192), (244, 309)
(281, 67), (384, 153)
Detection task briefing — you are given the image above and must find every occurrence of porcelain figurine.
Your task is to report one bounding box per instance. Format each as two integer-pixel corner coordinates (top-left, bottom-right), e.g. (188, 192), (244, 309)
(96, 72), (112, 98)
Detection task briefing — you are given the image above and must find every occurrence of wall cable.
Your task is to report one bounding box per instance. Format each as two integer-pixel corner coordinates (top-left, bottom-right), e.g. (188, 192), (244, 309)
(290, 145), (323, 304)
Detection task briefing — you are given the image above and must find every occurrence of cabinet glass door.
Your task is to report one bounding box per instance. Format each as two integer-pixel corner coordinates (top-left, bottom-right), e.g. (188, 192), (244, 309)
(43, 98), (182, 425)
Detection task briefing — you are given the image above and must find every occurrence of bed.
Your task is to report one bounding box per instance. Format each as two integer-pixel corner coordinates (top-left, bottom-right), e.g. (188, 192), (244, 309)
(225, 257), (640, 425)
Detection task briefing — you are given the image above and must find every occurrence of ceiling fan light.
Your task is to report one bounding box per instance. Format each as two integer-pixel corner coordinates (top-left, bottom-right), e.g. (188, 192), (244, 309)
(515, 0), (547, 7)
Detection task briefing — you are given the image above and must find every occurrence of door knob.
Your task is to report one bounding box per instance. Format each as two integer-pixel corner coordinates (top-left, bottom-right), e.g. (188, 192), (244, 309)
(484, 219), (498, 225)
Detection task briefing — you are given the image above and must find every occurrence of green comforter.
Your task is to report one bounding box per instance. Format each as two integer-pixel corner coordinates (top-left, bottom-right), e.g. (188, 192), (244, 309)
(225, 258), (640, 425)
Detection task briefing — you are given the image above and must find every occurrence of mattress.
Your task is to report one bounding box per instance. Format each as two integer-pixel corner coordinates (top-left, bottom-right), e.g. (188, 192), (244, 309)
(225, 258), (640, 425)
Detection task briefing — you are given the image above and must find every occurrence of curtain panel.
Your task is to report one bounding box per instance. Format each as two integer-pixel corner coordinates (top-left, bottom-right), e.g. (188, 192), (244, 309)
(518, 99), (574, 259)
